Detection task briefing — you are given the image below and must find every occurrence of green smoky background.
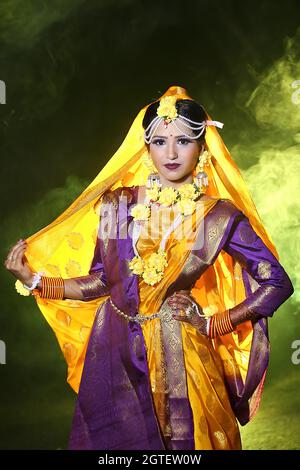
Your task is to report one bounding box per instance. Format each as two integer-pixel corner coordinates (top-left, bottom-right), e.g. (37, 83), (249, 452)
(0, 0), (299, 450)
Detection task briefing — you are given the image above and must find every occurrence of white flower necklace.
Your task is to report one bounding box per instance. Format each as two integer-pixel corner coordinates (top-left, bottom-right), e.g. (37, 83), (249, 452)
(129, 182), (203, 286)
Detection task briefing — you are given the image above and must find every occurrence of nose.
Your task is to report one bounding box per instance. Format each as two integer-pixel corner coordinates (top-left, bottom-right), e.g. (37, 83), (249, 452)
(167, 140), (178, 160)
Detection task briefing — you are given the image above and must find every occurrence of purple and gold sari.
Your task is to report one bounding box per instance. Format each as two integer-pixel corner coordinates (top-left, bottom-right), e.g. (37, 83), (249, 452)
(68, 185), (294, 450)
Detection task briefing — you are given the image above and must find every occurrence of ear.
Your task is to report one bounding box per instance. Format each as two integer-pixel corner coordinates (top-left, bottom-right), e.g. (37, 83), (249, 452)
(197, 143), (205, 155)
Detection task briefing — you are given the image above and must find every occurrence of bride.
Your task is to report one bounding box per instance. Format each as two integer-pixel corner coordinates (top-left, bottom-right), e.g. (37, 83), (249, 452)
(4, 86), (294, 450)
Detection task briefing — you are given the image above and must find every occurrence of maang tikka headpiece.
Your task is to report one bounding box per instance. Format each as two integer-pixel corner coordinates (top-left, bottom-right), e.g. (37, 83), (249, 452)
(143, 95), (224, 144)
(143, 95), (224, 191)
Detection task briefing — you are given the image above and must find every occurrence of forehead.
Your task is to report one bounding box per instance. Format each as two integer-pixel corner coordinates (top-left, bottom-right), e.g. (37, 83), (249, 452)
(152, 119), (196, 138)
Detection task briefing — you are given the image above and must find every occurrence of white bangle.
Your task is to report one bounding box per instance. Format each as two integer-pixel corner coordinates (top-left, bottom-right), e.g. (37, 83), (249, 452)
(23, 271), (44, 291)
(190, 299), (207, 318)
(206, 317), (211, 336)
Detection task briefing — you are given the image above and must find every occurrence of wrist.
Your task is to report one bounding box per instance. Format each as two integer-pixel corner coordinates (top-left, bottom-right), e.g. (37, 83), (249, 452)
(208, 309), (235, 339)
(23, 272), (44, 291)
(22, 274), (34, 286)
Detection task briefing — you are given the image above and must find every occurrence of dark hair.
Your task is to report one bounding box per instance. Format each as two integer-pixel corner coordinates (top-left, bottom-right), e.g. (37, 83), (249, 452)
(142, 99), (208, 145)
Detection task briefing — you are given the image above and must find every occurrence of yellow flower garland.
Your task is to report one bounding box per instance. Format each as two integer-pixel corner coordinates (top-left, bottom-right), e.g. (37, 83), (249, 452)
(129, 182), (202, 286)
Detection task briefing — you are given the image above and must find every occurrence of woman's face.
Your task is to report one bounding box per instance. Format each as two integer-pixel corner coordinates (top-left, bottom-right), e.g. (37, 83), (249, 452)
(148, 119), (203, 188)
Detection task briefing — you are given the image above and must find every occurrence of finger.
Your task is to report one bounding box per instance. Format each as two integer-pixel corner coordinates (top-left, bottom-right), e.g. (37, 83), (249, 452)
(169, 298), (190, 308)
(14, 245), (27, 262)
(177, 293), (194, 302)
(9, 244), (27, 263)
(10, 243), (26, 258)
(10, 239), (25, 252)
(169, 302), (188, 311)
(176, 298), (194, 308)
(172, 314), (189, 323)
(7, 240), (26, 259)
(175, 303), (190, 310)
(170, 293), (190, 301)
(176, 289), (195, 298)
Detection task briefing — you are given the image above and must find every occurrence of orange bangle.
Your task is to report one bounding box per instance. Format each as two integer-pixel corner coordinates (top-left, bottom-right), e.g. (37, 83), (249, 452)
(209, 310), (234, 338)
(209, 315), (217, 339)
(225, 309), (234, 331)
(39, 276), (65, 299)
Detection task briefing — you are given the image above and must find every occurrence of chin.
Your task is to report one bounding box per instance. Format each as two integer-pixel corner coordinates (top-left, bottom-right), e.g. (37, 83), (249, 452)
(170, 174), (190, 182)
(163, 171), (187, 180)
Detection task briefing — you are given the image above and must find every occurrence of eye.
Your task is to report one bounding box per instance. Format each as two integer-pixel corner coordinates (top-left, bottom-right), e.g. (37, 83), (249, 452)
(178, 138), (192, 145)
(152, 139), (165, 146)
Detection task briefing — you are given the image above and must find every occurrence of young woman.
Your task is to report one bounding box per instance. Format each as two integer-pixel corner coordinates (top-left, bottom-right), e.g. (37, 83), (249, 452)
(4, 86), (294, 450)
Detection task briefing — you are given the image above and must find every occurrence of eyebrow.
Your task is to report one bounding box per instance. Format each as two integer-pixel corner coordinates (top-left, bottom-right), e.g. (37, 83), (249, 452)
(152, 135), (194, 139)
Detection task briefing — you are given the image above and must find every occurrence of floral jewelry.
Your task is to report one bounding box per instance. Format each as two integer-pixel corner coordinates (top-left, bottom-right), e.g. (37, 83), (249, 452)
(142, 154), (162, 189)
(15, 271), (44, 296)
(195, 149), (212, 191)
(144, 95), (224, 144)
(129, 182), (203, 286)
(156, 95), (178, 126)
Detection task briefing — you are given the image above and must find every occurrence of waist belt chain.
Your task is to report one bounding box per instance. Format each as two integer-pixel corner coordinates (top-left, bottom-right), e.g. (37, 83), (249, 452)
(109, 297), (174, 324)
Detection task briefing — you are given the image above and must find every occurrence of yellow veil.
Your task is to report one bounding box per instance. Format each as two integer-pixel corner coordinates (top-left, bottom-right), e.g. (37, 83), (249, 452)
(24, 85), (278, 395)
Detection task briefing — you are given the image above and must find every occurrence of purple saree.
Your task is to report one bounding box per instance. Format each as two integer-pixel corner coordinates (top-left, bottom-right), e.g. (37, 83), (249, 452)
(68, 186), (294, 450)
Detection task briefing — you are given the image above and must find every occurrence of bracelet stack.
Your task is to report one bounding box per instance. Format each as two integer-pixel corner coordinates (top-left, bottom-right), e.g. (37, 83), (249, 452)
(39, 276), (65, 299)
(209, 309), (234, 338)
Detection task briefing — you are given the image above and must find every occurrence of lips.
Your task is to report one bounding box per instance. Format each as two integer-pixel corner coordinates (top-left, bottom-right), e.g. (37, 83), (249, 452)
(164, 163), (181, 170)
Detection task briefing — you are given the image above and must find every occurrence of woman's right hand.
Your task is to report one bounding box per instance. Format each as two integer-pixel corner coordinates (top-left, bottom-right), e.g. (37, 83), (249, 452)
(4, 239), (34, 286)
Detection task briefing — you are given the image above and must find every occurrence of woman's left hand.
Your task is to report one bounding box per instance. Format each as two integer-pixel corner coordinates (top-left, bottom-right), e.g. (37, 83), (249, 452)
(167, 290), (208, 336)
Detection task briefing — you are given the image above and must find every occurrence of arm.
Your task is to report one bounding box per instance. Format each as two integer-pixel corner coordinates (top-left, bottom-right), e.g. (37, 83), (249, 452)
(223, 215), (294, 328)
(63, 263), (109, 301)
(40, 232), (109, 300)
(6, 234), (109, 301)
(31, 264), (109, 302)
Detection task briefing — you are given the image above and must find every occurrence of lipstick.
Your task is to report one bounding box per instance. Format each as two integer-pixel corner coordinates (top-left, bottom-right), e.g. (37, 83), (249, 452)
(164, 164), (181, 170)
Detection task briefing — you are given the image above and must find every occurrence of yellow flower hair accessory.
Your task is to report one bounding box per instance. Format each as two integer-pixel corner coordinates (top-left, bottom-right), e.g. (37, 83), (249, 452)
(157, 95), (178, 124)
